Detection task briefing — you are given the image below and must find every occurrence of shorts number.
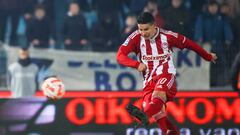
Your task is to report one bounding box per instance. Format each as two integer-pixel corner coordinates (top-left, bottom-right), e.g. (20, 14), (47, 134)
(158, 78), (167, 84)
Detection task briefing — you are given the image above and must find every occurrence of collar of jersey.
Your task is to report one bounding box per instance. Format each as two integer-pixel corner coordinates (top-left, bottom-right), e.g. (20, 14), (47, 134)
(150, 27), (160, 40)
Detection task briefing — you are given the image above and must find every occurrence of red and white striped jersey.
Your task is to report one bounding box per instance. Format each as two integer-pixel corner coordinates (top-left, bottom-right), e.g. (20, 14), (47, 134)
(116, 28), (212, 88)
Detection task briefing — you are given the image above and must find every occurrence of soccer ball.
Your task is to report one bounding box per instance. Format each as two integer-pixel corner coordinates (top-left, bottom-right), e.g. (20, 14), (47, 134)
(41, 77), (65, 99)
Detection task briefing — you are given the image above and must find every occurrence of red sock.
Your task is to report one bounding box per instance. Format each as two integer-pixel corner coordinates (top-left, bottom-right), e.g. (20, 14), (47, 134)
(156, 117), (168, 133)
(144, 98), (164, 118)
(157, 117), (179, 135)
(165, 118), (179, 135)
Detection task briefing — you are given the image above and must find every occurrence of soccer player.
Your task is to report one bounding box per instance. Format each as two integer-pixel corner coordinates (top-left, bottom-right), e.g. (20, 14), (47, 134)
(116, 12), (217, 135)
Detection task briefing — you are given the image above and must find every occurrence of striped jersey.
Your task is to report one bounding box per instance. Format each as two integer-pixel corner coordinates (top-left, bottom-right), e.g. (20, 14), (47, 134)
(117, 28), (212, 88)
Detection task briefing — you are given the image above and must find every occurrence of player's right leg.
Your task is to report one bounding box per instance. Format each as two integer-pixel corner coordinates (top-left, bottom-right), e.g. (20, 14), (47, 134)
(143, 74), (179, 135)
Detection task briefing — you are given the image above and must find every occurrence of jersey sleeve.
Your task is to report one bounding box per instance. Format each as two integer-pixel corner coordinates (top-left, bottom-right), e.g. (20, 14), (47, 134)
(116, 32), (140, 69)
(169, 32), (213, 61)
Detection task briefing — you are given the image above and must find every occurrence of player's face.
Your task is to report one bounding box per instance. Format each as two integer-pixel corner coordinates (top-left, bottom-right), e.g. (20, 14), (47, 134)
(138, 23), (156, 39)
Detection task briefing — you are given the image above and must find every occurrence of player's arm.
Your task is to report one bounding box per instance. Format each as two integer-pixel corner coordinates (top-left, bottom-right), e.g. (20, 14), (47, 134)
(116, 35), (141, 69)
(171, 33), (217, 62)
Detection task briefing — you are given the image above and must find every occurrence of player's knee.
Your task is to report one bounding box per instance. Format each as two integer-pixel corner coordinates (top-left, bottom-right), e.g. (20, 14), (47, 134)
(152, 90), (167, 102)
(144, 104), (166, 120)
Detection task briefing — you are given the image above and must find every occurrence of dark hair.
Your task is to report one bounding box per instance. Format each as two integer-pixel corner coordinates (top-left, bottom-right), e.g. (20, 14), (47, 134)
(70, 2), (79, 7)
(148, 0), (158, 4)
(208, 0), (218, 6)
(137, 12), (155, 24)
(20, 46), (29, 51)
(126, 12), (137, 18)
(35, 5), (45, 11)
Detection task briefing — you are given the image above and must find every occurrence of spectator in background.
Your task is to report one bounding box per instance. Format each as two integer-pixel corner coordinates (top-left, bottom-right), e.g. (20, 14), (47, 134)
(0, 0), (22, 45)
(217, 0), (240, 18)
(144, 0), (164, 27)
(35, 0), (55, 25)
(187, 0), (208, 37)
(227, 0), (240, 18)
(21, 0), (52, 48)
(220, 2), (232, 17)
(91, 13), (120, 52)
(23, 0), (55, 32)
(23, 0), (38, 24)
(68, 0), (91, 12)
(62, 2), (89, 51)
(194, 1), (233, 86)
(162, 0), (190, 36)
(211, 0), (240, 18)
(220, 2), (236, 69)
(120, 13), (137, 42)
(26, 6), (55, 49)
(220, 2), (240, 52)
(8, 48), (38, 98)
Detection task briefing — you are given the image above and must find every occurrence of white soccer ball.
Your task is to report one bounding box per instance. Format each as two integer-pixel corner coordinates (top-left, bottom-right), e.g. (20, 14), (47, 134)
(41, 77), (65, 99)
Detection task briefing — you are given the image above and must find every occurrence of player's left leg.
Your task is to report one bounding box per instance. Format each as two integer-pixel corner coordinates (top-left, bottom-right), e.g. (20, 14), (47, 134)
(154, 105), (179, 135)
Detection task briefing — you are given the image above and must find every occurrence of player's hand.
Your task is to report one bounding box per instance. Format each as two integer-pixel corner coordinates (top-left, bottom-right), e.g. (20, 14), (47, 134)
(210, 53), (217, 63)
(137, 63), (147, 72)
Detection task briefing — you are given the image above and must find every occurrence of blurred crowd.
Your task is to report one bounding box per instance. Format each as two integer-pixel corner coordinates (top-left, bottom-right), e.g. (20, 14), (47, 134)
(0, 0), (240, 88)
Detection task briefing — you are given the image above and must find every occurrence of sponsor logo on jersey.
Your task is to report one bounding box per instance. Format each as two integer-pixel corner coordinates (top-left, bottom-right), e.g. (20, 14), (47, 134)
(141, 54), (171, 61)
(161, 42), (168, 49)
(141, 44), (146, 48)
